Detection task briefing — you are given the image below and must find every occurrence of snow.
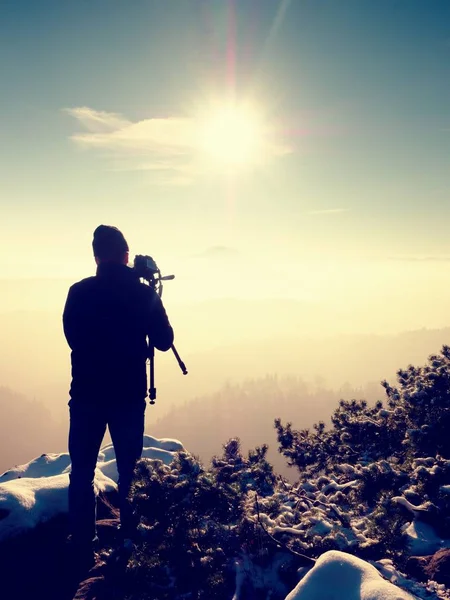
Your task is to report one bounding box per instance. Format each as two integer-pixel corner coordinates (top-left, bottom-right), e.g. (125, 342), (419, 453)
(0, 435), (183, 542)
(240, 460), (450, 599)
(1, 436), (449, 599)
(284, 551), (416, 600)
(375, 559), (449, 600)
(0, 453), (71, 483)
(142, 434), (184, 452)
(96, 447), (177, 483)
(321, 480), (358, 494)
(402, 521), (450, 556)
(0, 469), (114, 542)
(307, 517), (334, 535)
(392, 497), (430, 516)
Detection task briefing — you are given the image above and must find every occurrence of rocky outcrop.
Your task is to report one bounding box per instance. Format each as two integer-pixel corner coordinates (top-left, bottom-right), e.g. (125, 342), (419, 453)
(405, 549), (450, 587)
(0, 491), (117, 600)
(424, 549), (450, 587)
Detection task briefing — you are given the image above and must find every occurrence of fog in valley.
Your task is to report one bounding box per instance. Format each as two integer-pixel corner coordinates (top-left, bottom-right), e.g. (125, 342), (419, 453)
(2, 273), (450, 475)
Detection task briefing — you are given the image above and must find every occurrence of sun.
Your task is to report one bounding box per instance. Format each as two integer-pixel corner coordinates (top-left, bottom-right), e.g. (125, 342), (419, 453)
(197, 103), (266, 168)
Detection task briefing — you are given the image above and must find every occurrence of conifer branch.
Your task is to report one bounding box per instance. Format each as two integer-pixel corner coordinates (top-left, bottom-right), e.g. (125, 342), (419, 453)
(254, 493), (316, 564)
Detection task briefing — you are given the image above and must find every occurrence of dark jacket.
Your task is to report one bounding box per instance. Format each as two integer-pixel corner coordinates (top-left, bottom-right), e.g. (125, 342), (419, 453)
(63, 262), (174, 402)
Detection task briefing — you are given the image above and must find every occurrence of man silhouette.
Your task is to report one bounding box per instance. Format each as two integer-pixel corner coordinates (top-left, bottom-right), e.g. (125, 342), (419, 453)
(63, 225), (173, 565)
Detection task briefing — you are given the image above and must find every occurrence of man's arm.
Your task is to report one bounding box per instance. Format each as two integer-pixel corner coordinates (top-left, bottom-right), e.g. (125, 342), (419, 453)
(146, 288), (174, 352)
(62, 284), (80, 350)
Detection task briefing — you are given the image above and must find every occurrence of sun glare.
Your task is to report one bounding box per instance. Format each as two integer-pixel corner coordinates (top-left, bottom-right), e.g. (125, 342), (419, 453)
(197, 104), (265, 168)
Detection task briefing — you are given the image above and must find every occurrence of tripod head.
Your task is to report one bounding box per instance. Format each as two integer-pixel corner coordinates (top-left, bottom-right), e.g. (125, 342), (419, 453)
(133, 254), (175, 298)
(132, 254), (187, 404)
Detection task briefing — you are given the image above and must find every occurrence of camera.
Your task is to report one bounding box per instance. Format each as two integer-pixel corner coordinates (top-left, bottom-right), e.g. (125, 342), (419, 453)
(131, 254), (187, 402)
(133, 255), (175, 295)
(133, 254), (159, 279)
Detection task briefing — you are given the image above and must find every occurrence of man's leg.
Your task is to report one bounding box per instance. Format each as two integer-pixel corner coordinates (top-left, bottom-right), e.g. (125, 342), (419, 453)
(68, 401), (107, 549)
(108, 399), (146, 540)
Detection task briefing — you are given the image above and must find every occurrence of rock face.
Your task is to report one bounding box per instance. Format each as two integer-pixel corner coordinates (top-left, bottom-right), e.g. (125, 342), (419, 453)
(404, 555), (430, 582)
(72, 576), (104, 600)
(425, 549), (450, 587)
(406, 549), (450, 587)
(0, 438), (184, 599)
(0, 491), (117, 600)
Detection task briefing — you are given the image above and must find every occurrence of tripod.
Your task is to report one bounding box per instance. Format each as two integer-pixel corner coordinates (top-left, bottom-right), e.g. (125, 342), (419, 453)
(135, 256), (188, 405)
(148, 343), (188, 405)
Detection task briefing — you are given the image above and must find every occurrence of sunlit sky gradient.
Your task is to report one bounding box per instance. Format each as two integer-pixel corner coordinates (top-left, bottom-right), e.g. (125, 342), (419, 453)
(1, 0), (450, 318)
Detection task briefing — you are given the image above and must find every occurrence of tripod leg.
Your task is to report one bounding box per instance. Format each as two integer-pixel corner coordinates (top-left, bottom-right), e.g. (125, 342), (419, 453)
(148, 345), (156, 404)
(171, 344), (188, 375)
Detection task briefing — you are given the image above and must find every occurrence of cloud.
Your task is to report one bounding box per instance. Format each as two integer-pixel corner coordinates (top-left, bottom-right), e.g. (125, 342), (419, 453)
(265, 0), (292, 52)
(64, 107), (131, 133)
(64, 106), (290, 184)
(307, 208), (349, 215)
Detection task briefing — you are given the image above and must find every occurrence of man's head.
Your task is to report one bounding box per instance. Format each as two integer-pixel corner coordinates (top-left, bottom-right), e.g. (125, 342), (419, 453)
(92, 225), (129, 265)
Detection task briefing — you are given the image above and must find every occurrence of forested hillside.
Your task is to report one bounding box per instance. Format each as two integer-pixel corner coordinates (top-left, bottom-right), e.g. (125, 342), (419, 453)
(151, 377), (381, 479)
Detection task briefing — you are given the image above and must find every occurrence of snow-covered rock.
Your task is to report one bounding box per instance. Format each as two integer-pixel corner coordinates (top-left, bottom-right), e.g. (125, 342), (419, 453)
(285, 550), (416, 600)
(0, 468), (114, 542)
(0, 435), (184, 542)
(0, 453), (71, 483)
(402, 521), (450, 556)
(97, 446), (179, 482)
(142, 434), (184, 452)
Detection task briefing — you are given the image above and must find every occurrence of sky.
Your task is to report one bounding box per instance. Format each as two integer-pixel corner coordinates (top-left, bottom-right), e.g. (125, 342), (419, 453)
(1, 0), (450, 313)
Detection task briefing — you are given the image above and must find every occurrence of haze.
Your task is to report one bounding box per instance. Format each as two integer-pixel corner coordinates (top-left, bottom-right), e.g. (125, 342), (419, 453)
(1, 1), (449, 473)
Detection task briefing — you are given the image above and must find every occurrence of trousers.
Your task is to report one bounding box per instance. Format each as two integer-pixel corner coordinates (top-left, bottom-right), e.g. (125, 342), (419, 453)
(68, 398), (146, 546)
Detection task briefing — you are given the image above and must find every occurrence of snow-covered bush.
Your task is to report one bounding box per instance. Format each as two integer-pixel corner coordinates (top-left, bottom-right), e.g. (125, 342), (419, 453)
(126, 439), (281, 599)
(104, 349), (450, 598)
(381, 346), (450, 459)
(274, 347), (450, 564)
